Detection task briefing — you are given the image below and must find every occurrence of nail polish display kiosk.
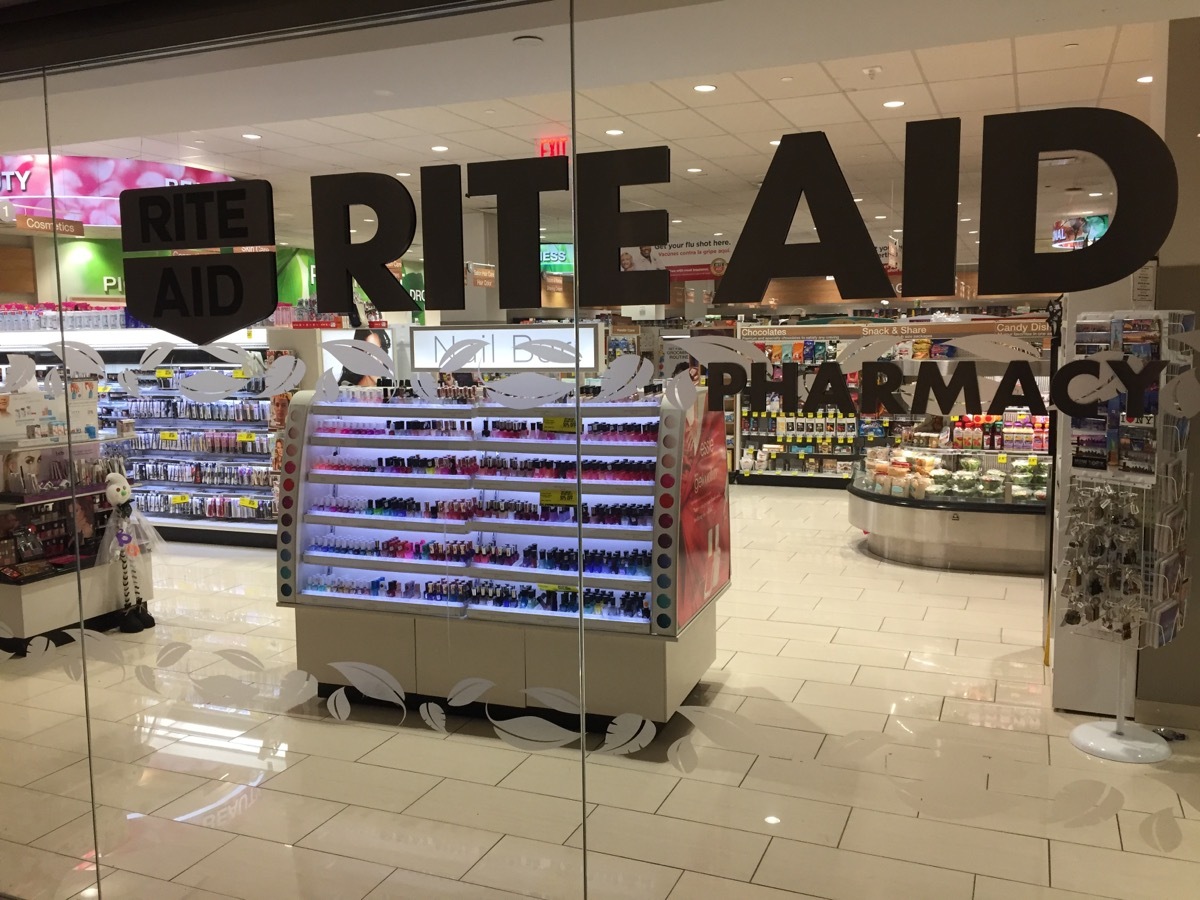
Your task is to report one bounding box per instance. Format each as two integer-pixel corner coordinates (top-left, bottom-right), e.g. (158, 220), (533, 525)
(276, 388), (730, 722)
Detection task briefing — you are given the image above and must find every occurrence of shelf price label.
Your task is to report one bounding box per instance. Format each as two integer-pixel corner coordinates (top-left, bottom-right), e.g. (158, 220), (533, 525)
(232, 368), (245, 379)
(237, 432), (256, 443)
(540, 488), (578, 506)
(1028, 455), (1038, 466)
(159, 431), (179, 442)
(155, 368), (173, 379)
(997, 453), (1008, 464)
(542, 416), (578, 434)
(170, 494), (190, 505)
(537, 583), (573, 593)
(239, 497), (260, 509)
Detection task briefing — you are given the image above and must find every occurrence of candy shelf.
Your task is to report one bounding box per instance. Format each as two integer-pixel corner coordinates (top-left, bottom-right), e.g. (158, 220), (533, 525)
(279, 385), (732, 720)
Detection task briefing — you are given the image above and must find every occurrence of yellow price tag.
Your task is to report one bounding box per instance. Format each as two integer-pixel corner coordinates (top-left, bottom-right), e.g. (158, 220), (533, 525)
(1028, 455), (1038, 466)
(537, 583), (572, 593)
(997, 453), (1008, 464)
(170, 494), (190, 505)
(238, 497), (260, 509)
(155, 368), (173, 378)
(542, 416), (578, 434)
(97, 384), (111, 393)
(159, 431), (179, 441)
(237, 432), (256, 443)
(540, 488), (578, 506)
(232, 368), (245, 379)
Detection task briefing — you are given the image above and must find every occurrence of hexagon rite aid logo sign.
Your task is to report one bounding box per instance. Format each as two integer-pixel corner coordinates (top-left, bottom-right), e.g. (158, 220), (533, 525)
(119, 180), (279, 344)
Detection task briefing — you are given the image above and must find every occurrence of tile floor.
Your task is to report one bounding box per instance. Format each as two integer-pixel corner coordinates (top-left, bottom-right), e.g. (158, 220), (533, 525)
(0, 484), (1198, 899)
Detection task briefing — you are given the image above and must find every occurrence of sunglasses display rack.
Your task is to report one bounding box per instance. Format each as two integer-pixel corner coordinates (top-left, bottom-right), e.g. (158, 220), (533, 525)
(97, 363), (280, 546)
(277, 386), (731, 720)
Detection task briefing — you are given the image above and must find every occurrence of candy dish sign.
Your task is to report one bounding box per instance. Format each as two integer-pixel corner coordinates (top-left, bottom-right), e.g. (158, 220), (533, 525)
(0, 155), (231, 227)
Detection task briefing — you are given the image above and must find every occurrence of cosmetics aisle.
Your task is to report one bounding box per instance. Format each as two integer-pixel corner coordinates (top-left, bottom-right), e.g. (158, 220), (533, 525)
(1, 483), (1198, 900)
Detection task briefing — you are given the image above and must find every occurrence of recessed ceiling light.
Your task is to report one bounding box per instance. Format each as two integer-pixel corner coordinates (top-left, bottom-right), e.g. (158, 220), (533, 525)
(605, 129), (624, 136)
(419, 257), (424, 261)
(780, 76), (794, 83)
(349, 229), (358, 234)
(883, 100), (905, 108)
(825, 275), (835, 281)
(960, 217), (971, 222)
(693, 84), (717, 93)
(769, 139), (781, 146)
(975, 240), (980, 243)
(853, 198), (863, 203)
(1087, 192), (1104, 197)
(242, 133), (261, 140)
(484, 109), (496, 115)
(539, 227), (547, 231)
(194, 140), (206, 145)
(671, 219), (682, 223)
(968, 230), (978, 234)
(431, 145), (449, 152)
(396, 172), (411, 177)
(279, 241), (289, 246)
(1082, 210), (1094, 214)
(363, 218), (375, 223)
(1137, 75), (1154, 84)
(893, 228), (903, 233)
(714, 232), (723, 236)
(687, 167), (703, 173)
(880, 298), (890, 306)
(874, 215), (887, 220)
(765, 816), (782, 824)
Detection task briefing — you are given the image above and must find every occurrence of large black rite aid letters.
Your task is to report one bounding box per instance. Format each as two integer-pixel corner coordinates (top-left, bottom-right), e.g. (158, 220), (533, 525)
(120, 180), (278, 344)
(308, 108), (1175, 314)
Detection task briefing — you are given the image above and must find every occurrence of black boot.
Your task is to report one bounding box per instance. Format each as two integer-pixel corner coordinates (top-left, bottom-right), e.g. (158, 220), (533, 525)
(119, 607), (144, 633)
(134, 601), (155, 628)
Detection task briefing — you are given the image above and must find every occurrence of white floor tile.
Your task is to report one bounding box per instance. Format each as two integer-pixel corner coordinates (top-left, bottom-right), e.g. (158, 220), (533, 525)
(71, 869), (235, 899)
(738, 697), (887, 736)
(656, 779), (849, 845)
(259, 755), (440, 814)
(28, 757), (207, 814)
(404, 778), (589, 843)
(855, 665), (996, 700)
(716, 632), (787, 655)
(881, 618), (1002, 642)
(796, 682), (943, 720)
(698, 669), (804, 701)
(0, 837), (106, 900)
(499, 754), (678, 813)
(721, 617), (838, 643)
(1050, 840), (1200, 899)
(0, 701), (75, 741)
(667, 871), (814, 900)
(884, 717), (1049, 765)
(0, 783), (92, 844)
(974, 875), (1117, 900)
(743, 756), (918, 817)
(233, 716), (392, 762)
(26, 717), (177, 764)
(359, 731), (527, 784)
(781, 639), (909, 669)
(940, 699), (1088, 736)
(366, 867), (530, 899)
(907, 651), (1046, 684)
(832, 628), (957, 655)
(154, 780), (345, 843)
(725, 651), (858, 685)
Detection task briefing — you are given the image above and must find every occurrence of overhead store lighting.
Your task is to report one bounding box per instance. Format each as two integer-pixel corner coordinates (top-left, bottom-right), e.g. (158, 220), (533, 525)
(883, 100), (905, 108)
(242, 133), (261, 140)
(605, 129), (624, 136)
(693, 84), (717, 93)
(1137, 75), (1154, 83)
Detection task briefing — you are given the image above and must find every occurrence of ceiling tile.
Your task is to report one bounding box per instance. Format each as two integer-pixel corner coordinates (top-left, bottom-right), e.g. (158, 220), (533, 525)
(441, 99), (550, 128)
(822, 51), (923, 90)
(770, 93), (863, 127)
(846, 84), (938, 119)
(674, 134), (762, 159)
(957, 108), (1018, 137)
(697, 100), (792, 135)
(580, 83), (682, 115)
(1014, 27), (1117, 72)
(816, 120), (892, 149)
(916, 40), (1014, 81)
(627, 108), (725, 139)
(734, 63), (838, 100)
(259, 120), (364, 145)
(574, 118), (664, 145)
(447, 128), (540, 157)
(1098, 93), (1152, 122)
(1102, 61), (1158, 97)
(1017, 66), (1106, 106)
(511, 91), (610, 121)
(375, 106), (483, 135)
(310, 114), (423, 140)
(206, 127), (312, 150)
(708, 154), (771, 177)
(1113, 23), (1157, 63)
(654, 75), (760, 107)
(929, 75), (1017, 113)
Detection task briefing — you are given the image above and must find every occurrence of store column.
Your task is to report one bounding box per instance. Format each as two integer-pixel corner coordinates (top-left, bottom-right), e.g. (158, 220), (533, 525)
(1137, 15), (1200, 725)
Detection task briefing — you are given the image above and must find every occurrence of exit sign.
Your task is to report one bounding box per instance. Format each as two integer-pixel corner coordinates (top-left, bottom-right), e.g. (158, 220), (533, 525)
(537, 136), (569, 158)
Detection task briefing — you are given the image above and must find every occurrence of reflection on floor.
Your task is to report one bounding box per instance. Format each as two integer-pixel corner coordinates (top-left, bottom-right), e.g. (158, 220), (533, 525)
(1, 484), (1198, 899)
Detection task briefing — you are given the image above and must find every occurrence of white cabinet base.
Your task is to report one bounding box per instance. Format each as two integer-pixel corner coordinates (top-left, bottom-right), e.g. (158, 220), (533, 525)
(0, 560), (153, 638)
(292, 600), (717, 722)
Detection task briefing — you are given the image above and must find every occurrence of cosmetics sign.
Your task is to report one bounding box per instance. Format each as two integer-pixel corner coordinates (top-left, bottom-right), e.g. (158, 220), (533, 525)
(675, 397), (732, 629)
(409, 324), (599, 372)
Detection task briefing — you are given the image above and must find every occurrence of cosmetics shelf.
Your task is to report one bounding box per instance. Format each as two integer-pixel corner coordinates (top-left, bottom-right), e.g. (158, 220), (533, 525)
(280, 373), (731, 721)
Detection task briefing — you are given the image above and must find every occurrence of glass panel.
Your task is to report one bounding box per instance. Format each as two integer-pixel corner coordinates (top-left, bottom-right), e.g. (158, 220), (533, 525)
(576, 3), (1199, 898)
(45, 3), (593, 897)
(0, 72), (103, 899)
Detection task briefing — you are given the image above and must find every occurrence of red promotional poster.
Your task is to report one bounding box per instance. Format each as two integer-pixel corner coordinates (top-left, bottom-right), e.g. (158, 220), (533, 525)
(676, 398), (732, 628)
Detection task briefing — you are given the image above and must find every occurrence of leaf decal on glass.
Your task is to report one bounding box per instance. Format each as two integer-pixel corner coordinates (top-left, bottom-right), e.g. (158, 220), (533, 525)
(671, 336), (768, 370)
(1159, 372), (1200, 419)
(135, 664), (159, 693)
(139, 342), (177, 372)
(214, 649), (265, 672)
(895, 776), (1013, 820)
(945, 334), (1043, 362)
(47, 340), (106, 378)
(836, 730), (894, 763)
(676, 706), (765, 755)
(439, 339), (488, 373)
(329, 661), (405, 705)
(1065, 349), (1124, 404)
(314, 368), (340, 403)
(1, 354), (36, 392)
(324, 339), (396, 379)
(178, 370), (247, 401)
(63, 657), (84, 682)
(118, 368), (143, 397)
(491, 715), (578, 751)
(327, 686), (351, 721)
(665, 372), (698, 413)
(420, 701), (448, 733)
(43, 368), (63, 400)
(835, 337), (905, 374)
(1047, 780), (1125, 826)
(486, 372), (570, 410)
(668, 736), (698, 772)
(256, 355), (306, 398)
(447, 676), (494, 707)
(523, 687), (581, 715)
(412, 372), (440, 403)
(24, 635), (53, 659)
(191, 674), (258, 706)
(1140, 806), (1183, 852)
(62, 628), (125, 667)
(596, 713), (656, 755)
(513, 338), (579, 366)
(202, 342), (252, 367)
(590, 354), (653, 403)
(279, 669), (318, 707)
(156, 642), (192, 668)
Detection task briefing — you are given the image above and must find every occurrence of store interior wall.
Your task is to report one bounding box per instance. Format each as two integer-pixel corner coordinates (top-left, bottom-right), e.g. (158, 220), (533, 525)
(1138, 15), (1200, 720)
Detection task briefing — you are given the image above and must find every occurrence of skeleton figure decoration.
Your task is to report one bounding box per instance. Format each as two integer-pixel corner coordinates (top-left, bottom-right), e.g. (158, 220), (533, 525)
(100, 473), (160, 633)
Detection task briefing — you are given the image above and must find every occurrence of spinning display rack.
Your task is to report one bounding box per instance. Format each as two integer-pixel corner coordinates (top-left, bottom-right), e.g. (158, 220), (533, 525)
(276, 387), (731, 721)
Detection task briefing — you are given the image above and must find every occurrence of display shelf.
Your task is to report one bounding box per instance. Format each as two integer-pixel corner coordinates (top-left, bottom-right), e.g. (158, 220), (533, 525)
(0, 484), (111, 511)
(135, 480), (275, 492)
(469, 563), (651, 591)
(297, 590), (463, 617)
(146, 516), (276, 534)
(472, 476), (654, 495)
(466, 604), (649, 633)
(470, 519), (652, 541)
(478, 439), (659, 457)
(311, 401), (660, 419)
(309, 471), (473, 490)
(0, 327), (267, 353)
(309, 435), (473, 451)
(304, 551), (471, 574)
(303, 512), (472, 534)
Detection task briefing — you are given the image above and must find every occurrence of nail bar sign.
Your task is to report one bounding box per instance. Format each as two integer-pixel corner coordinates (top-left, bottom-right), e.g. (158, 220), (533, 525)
(120, 180), (278, 344)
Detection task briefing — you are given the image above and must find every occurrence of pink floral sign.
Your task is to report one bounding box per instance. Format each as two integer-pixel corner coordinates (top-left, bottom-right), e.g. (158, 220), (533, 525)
(0, 155), (232, 227)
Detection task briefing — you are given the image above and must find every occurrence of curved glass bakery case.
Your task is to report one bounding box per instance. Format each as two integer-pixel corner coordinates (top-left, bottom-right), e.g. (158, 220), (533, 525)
(847, 439), (1052, 574)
